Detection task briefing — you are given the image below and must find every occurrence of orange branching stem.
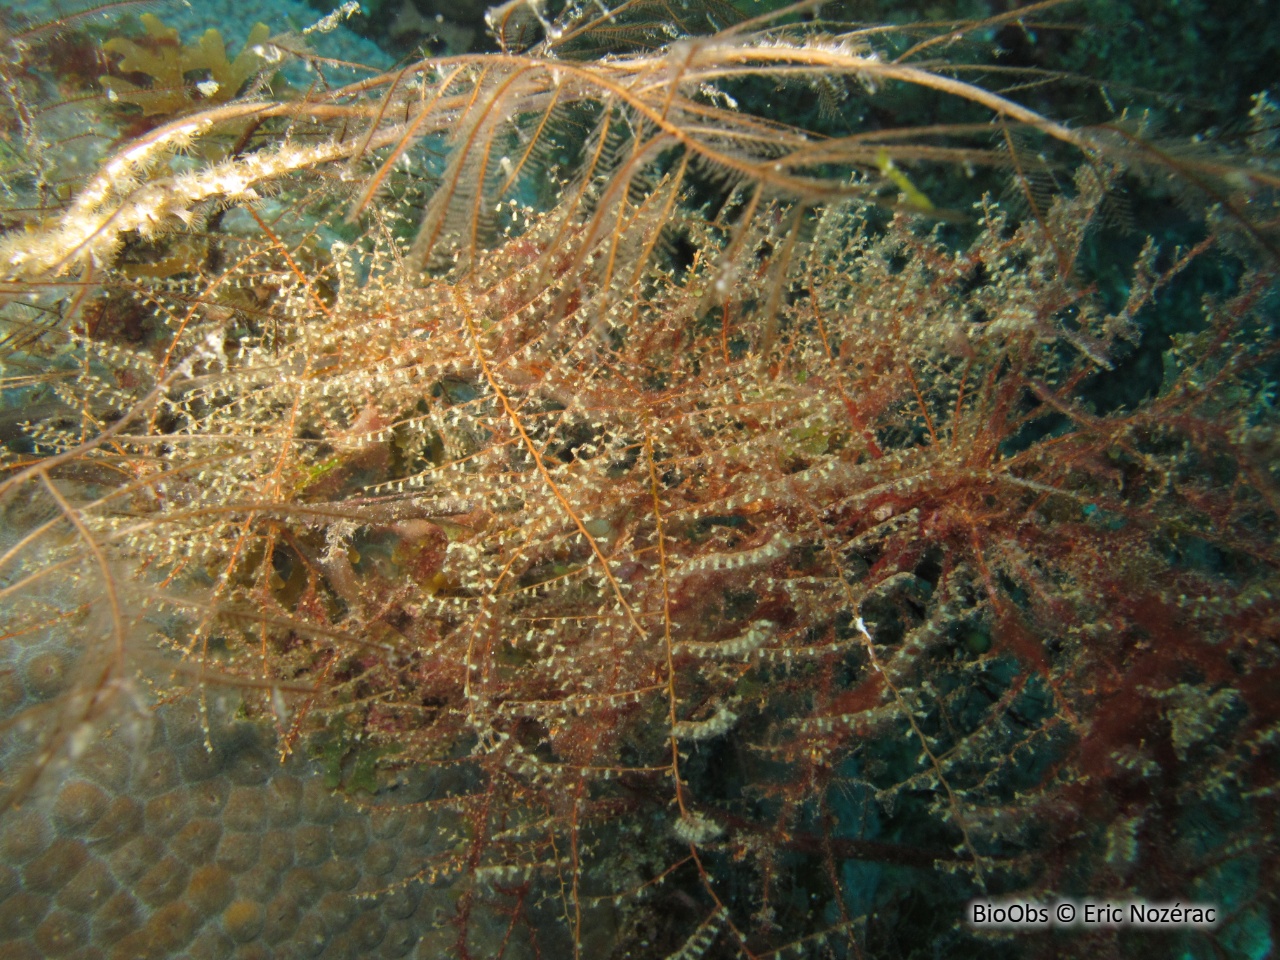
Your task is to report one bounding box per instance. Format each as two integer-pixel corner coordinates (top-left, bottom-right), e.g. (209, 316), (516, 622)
(0, 3), (1276, 957)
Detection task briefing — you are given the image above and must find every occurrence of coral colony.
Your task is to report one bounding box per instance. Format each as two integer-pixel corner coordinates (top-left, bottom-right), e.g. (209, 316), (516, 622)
(0, 1), (1276, 958)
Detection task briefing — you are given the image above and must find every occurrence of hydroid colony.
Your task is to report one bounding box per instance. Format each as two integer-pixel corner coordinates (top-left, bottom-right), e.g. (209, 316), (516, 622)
(0, 1), (1277, 957)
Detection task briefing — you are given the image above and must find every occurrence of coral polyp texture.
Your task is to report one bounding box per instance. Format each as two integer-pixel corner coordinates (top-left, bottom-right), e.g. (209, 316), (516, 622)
(0, 1), (1277, 958)
(0, 700), (473, 959)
